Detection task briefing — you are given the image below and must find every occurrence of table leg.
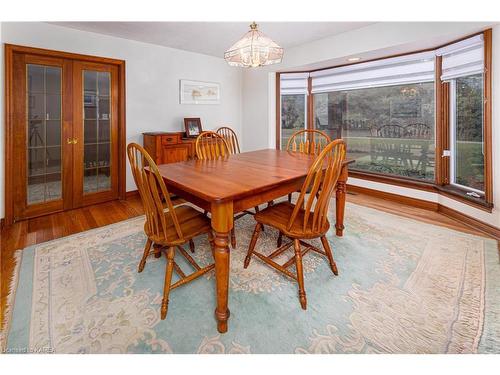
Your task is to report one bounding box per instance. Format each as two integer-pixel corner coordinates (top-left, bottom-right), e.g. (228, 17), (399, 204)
(211, 201), (233, 333)
(335, 164), (348, 237)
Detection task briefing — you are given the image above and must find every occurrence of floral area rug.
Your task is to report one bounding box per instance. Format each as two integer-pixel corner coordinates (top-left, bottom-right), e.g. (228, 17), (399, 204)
(3, 202), (500, 353)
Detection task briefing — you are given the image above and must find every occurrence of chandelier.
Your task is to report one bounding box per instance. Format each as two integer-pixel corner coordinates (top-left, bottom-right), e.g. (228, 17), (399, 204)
(224, 22), (284, 68)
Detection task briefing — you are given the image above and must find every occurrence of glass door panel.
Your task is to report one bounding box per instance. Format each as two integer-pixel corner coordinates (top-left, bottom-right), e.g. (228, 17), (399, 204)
(83, 70), (111, 194)
(27, 64), (62, 205)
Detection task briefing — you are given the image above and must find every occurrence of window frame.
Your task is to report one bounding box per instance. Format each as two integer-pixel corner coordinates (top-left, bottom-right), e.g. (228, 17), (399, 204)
(275, 29), (493, 211)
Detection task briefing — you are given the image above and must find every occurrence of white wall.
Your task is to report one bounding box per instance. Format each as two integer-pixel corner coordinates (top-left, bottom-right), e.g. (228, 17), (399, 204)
(0, 22), (243, 219)
(241, 22), (500, 228)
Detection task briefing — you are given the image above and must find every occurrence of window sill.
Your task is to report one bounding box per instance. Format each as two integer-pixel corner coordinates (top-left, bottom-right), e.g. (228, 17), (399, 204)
(348, 169), (493, 213)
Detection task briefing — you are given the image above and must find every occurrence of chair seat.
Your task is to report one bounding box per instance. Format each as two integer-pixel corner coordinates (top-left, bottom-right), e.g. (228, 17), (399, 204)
(254, 201), (329, 238)
(145, 205), (211, 245)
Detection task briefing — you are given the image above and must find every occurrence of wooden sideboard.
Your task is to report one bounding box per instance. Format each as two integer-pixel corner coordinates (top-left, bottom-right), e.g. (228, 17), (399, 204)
(143, 132), (196, 164)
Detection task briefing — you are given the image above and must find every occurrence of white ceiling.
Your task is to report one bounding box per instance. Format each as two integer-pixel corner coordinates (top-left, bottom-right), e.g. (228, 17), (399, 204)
(49, 22), (374, 58)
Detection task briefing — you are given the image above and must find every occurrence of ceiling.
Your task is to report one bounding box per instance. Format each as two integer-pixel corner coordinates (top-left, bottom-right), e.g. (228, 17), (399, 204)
(49, 22), (374, 58)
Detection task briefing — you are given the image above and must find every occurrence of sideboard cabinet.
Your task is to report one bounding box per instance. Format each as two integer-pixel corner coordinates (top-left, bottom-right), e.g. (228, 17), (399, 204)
(143, 132), (196, 164)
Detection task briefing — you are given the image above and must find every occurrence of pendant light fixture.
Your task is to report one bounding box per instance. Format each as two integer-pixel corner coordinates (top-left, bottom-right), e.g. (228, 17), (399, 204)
(224, 22), (284, 68)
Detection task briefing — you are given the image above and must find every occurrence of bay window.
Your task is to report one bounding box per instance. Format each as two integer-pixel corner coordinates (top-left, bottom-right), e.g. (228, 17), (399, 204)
(277, 30), (492, 208)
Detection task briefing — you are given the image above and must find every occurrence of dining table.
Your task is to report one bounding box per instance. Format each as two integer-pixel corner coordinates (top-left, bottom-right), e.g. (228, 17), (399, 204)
(156, 148), (353, 333)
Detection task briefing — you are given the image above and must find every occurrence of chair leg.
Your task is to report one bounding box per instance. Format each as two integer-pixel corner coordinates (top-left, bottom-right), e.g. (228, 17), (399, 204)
(244, 223), (263, 268)
(293, 239), (307, 310)
(153, 243), (162, 258)
(230, 228), (237, 249)
(277, 232), (283, 247)
(254, 205), (260, 213)
(320, 236), (338, 276)
(288, 193), (292, 203)
(161, 246), (175, 320)
(138, 238), (153, 273)
(189, 239), (195, 253)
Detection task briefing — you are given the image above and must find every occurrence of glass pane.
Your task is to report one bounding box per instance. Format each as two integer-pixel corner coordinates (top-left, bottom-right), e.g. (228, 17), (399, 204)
(99, 120), (110, 142)
(98, 97), (110, 120)
(97, 167), (111, 191)
(280, 94), (306, 149)
(28, 176), (46, 204)
(84, 120), (98, 144)
(98, 143), (110, 168)
(84, 71), (97, 95)
(46, 120), (61, 147)
(98, 72), (110, 96)
(28, 148), (45, 177)
(45, 67), (61, 94)
(28, 93), (44, 120)
(313, 82), (435, 181)
(83, 70), (112, 194)
(45, 173), (62, 201)
(84, 144), (98, 169)
(46, 146), (61, 174)
(46, 94), (61, 120)
(28, 120), (45, 147)
(84, 168), (98, 193)
(84, 95), (97, 119)
(454, 74), (484, 191)
(28, 65), (44, 92)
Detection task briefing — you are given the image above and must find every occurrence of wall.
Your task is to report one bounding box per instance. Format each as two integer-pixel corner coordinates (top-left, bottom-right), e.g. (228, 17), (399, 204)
(241, 22), (500, 228)
(0, 22), (243, 219)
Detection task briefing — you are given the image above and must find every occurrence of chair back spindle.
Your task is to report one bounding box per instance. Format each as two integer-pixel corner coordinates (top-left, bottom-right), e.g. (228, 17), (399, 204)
(286, 129), (331, 155)
(195, 131), (231, 160)
(127, 143), (184, 243)
(216, 126), (241, 154)
(288, 139), (346, 234)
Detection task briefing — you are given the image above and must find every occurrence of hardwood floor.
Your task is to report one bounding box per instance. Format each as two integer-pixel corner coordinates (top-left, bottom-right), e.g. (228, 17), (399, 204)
(0, 191), (495, 331)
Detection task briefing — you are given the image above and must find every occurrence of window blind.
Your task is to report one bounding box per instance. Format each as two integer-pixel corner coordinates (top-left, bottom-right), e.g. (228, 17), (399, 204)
(310, 51), (435, 93)
(280, 72), (309, 95)
(436, 35), (484, 81)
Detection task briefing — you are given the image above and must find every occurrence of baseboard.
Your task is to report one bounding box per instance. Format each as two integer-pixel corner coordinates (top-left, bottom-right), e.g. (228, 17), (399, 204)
(125, 190), (139, 199)
(347, 184), (439, 211)
(437, 205), (500, 241)
(348, 183), (500, 241)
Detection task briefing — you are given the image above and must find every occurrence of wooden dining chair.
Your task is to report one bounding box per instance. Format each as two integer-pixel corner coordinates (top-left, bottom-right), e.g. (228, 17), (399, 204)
(195, 131), (244, 249)
(195, 131), (231, 160)
(127, 143), (215, 320)
(244, 139), (346, 309)
(216, 126), (241, 155)
(285, 129), (332, 205)
(286, 129), (331, 155)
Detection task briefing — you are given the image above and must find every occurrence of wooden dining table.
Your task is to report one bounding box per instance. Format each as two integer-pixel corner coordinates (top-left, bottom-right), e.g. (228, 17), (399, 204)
(156, 149), (352, 333)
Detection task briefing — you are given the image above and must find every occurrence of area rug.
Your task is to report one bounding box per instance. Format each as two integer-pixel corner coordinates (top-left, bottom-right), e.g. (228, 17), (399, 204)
(2, 202), (500, 354)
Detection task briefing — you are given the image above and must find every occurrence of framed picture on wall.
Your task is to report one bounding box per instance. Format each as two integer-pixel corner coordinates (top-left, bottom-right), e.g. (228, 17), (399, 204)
(180, 80), (220, 105)
(184, 118), (203, 137)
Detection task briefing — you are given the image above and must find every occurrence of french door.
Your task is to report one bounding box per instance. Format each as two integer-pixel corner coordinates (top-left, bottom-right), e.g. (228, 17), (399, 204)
(7, 45), (124, 222)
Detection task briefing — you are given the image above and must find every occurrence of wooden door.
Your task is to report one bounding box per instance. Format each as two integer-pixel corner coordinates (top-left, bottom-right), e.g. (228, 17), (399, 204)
(5, 44), (126, 224)
(72, 61), (120, 207)
(11, 53), (74, 221)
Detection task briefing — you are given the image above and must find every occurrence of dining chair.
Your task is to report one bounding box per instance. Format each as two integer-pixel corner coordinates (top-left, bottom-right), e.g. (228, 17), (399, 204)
(285, 129), (332, 206)
(127, 143), (215, 319)
(286, 129), (331, 155)
(216, 126), (241, 155)
(195, 131), (242, 249)
(195, 131), (231, 160)
(243, 139), (346, 309)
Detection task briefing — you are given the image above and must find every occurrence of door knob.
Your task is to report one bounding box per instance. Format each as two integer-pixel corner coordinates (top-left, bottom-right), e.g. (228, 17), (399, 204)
(67, 138), (78, 144)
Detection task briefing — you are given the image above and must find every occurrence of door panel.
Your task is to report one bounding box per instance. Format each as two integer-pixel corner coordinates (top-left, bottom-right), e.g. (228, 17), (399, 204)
(73, 61), (119, 207)
(12, 54), (73, 220)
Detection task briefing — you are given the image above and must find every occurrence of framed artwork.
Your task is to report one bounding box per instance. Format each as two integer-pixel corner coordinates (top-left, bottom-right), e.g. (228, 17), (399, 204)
(184, 118), (202, 137)
(180, 80), (220, 105)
